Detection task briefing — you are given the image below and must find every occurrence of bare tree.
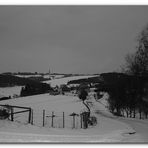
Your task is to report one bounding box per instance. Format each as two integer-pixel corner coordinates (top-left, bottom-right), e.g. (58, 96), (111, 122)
(78, 89), (90, 114)
(124, 24), (148, 76)
(123, 24), (148, 119)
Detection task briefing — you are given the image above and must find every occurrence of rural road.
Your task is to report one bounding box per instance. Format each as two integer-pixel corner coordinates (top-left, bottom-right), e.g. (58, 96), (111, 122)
(94, 98), (148, 143)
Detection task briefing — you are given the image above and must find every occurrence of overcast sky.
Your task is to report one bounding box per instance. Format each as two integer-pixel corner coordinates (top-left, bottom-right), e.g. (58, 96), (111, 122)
(0, 6), (148, 74)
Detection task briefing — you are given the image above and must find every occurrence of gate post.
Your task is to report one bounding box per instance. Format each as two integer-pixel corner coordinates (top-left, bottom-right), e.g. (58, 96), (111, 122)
(82, 112), (89, 129)
(28, 108), (31, 124)
(80, 113), (83, 128)
(10, 107), (14, 121)
(43, 110), (45, 127)
(63, 112), (65, 128)
(51, 111), (54, 128)
(31, 109), (33, 125)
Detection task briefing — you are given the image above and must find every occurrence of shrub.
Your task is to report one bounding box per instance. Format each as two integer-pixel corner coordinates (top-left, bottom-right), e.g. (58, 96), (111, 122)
(0, 106), (11, 120)
(20, 83), (52, 97)
(88, 116), (97, 126)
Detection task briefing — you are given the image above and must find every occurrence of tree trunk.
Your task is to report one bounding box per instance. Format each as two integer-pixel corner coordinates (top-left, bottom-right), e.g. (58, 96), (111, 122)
(145, 112), (148, 119)
(130, 109), (132, 118)
(133, 108), (136, 118)
(126, 110), (129, 118)
(139, 109), (142, 119)
(82, 101), (90, 117)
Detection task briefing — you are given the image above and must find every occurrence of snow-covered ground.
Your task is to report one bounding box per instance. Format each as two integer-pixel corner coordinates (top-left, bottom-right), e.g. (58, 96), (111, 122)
(91, 93), (148, 143)
(0, 91), (143, 143)
(0, 86), (22, 98)
(0, 76), (147, 143)
(43, 74), (65, 79)
(0, 94), (83, 112)
(15, 74), (65, 79)
(44, 75), (99, 87)
(15, 75), (42, 78)
(0, 119), (139, 143)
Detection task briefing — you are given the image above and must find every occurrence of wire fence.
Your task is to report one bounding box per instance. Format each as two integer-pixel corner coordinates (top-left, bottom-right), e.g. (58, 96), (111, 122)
(31, 109), (83, 129)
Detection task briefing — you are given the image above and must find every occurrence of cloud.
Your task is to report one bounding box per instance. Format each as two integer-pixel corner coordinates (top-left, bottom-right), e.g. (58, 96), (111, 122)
(0, 6), (148, 73)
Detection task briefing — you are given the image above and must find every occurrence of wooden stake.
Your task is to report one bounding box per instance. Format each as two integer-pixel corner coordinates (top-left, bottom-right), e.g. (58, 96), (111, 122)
(43, 110), (45, 127)
(11, 107), (14, 121)
(63, 112), (65, 128)
(51, 111), (54, 128)
(31, 109), (33, 125)
(80, 114), (83, 128)
(73, 115), (75, 128)
(28, 108), (31, 123)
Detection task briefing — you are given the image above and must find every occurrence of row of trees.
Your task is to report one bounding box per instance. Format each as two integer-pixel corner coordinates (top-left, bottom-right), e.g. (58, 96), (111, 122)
(122, 24), (148, 118)
(20, 83), (52, 97)
(96, 24), (148, 119)
(96, 73), (148, 118)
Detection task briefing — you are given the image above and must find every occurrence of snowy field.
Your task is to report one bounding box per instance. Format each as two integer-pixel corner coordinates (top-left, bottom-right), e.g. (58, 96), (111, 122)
(0, 92), (143, 143)
(44, 75), (99, 87)
(43, 74), (65, 79)
(15, 75), (42, 78)
(0, 94), (84, 112)
(0, 86), (22, 98)
(0, 76), (147, 143)
(15, 74), (65, 79)
(0, 119), (140, 143)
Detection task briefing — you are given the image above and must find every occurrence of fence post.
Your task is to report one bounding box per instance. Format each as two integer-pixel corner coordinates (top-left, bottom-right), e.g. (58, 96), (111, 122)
(31, 109), (33, 125)
(11, 107), (14, 121)
(84, 112), (89, 129)
(28, 108), (31, 124)
(63, 112), (65, 128)
(43, 110), (45, 127)
(80, 114), (83, 128)
(51, 111), (54, 128)
(73, 115), (75, 129)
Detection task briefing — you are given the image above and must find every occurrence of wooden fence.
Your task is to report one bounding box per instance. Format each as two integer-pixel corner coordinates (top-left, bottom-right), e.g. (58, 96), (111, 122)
(0, 104), (32, 124)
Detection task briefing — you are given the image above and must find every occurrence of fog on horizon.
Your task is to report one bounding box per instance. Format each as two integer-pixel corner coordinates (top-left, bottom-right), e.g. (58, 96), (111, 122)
(0, 6), (148, 74)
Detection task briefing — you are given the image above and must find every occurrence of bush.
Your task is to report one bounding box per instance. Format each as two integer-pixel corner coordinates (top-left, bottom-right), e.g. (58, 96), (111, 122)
(88, 116), (97, 126)
(0, 106), (11, 120)
(20, 83), (52, 97)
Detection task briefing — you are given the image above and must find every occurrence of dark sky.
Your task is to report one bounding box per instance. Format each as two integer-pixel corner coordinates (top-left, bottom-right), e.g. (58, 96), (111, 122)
(0, 6), (148, 74)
